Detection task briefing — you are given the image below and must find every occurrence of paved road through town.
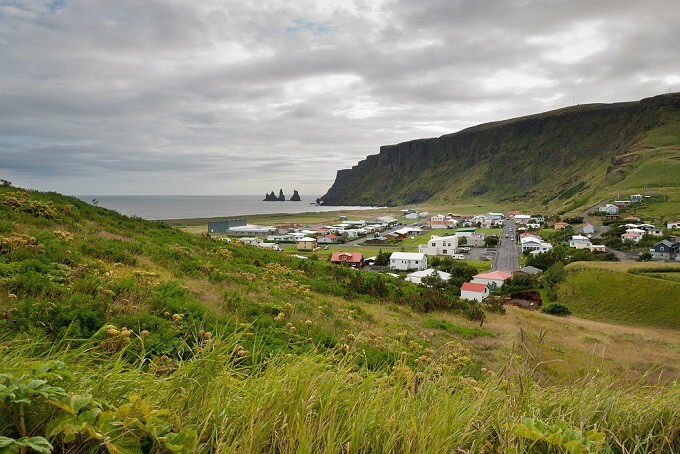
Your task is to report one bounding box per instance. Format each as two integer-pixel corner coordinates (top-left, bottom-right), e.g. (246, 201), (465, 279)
(491, 220), (520, 272)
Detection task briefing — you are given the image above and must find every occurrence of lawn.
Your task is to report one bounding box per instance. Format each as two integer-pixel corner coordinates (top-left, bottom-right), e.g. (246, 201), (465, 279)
(557, 262), (680, 329)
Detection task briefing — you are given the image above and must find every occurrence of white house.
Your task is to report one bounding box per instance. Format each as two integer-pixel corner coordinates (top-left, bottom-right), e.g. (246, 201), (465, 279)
(621, 229), (644, 243)
(569, 235), (592, 249)
(460, 282), (489, 302)
(514, 214), (531, 224)
(520, 237), (553, 253)
(667, 221), (680, 229)
(239, 237), (263, 246)
(405, 268), (452, 285)
(471, 271), (512, 290)
(389, 252), (427, 271)
(487, 212), (504, 220)
(590, 244), (606, 253)
(583, 222), (595, 235)
(405, 213), (419, 220)
(598, 204), (619, 215)
(257, 242), (281, 251)
(430, 214), (446, 222)
(630, 194), (643, 203)
(418, 235), (459, 256)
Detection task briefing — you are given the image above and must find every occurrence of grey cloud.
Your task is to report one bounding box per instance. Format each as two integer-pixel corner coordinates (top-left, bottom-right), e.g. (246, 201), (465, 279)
(0, 0), (678, 195)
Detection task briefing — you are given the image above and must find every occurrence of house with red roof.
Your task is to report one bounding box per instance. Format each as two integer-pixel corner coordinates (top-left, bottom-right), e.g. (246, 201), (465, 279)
(330, 252), (365, 269)
(317, 233), (341, 244)
(471, 271), (512, 289)
(460, 282), (489, 302)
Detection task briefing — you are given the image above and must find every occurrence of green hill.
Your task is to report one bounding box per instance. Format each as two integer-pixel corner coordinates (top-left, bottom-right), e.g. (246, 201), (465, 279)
(0, 185), (678, 452)
(321, 93), (680, 216)
(557, 262), (680, 329)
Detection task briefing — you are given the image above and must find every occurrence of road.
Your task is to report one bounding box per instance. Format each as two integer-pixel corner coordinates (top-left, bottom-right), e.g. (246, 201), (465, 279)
(491, 220), (520, 272)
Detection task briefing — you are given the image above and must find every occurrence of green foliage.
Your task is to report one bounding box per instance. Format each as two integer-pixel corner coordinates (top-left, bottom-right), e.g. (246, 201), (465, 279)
(484, 235), (499, 247)
(541, 303), (572, 316)
(512, 417), (606, 452)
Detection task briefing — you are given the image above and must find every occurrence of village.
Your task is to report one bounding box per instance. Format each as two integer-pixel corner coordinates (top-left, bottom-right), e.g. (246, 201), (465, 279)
(207, 193), (679, 305)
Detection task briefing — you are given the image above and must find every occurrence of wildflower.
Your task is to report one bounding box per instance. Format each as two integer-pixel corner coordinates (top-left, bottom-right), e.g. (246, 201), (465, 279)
(8, 294), (17, 299)
(172, 313), (182, 320)
(107, 328), (120, 336)
(305, 320), (312, 326)
(140, 330), (150, 336)
(274, 312), (285, 322)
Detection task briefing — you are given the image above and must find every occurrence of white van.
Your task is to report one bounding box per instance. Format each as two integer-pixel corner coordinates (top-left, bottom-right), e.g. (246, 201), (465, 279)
(451, 254), (466, 260)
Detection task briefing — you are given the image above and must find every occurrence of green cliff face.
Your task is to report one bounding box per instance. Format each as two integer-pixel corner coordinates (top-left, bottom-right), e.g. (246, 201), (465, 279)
(321, 93), (680, 213)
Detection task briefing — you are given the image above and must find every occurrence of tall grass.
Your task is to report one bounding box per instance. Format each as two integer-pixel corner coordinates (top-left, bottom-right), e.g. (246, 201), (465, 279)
(1, 333), (677, 453)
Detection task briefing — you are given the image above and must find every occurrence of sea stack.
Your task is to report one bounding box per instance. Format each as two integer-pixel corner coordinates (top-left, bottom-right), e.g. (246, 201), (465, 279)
(278, 189), (286, 201)
(263, 191), (278, 201)
(290, 190), (301, 201)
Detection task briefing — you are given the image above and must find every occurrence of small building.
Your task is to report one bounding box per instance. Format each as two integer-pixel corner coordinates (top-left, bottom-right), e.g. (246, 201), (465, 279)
(614, 200), (632, 208)
(471, 271), (512, 289)
(418, 235), (459, 256)
(455, 227), (477, 237)
(257, 242), (281, 251)
(605, 214), (620, 220)
(377, 216), (399, 226)
(317, 234), (341, 244)
(330, 252), (365, 268)
(406, 268), (452, 285)
(229, 224), (277, 236)
(623, 216), (641, 222)
(569, 235), (592, 249)
(667, 221), (680, 230)
(405, 213), (419, 220)
(583, 222), (595, 235)
(630, 194), (643, 203)
(514, 214), (531, 224)
(520, 237), (553, 253)
(296, 237), (317, 251)
(554, 222), (570, 230)
(389, 252), (427, 271)
(460, 282), (490, 302)
(621, 230), (644, 244)
(589, 244), (606, 253)
(466, 233), (486, 247)
(652, 240), (680, 261)
(239, 237), (263, 246)
(599, 204), (619, 215)
(207, 218), (247, 234)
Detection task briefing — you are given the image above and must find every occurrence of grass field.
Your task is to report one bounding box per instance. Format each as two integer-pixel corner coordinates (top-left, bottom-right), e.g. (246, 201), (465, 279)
(557, 262), (680, 329)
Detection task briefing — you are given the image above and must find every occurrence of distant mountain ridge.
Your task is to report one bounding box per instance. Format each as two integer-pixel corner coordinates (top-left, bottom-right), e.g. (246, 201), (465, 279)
(321, 93), (680, 214)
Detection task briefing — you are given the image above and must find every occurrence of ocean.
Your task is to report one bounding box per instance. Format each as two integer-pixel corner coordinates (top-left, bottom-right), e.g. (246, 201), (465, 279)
(76, 195), (377, 220)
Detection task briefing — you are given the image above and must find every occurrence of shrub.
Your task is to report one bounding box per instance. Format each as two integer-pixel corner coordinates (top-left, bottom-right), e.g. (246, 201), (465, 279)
(541, 303), (571, 316)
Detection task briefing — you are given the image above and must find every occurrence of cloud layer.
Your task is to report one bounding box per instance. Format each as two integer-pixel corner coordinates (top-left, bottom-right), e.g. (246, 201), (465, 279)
(1, 0), (678, 195)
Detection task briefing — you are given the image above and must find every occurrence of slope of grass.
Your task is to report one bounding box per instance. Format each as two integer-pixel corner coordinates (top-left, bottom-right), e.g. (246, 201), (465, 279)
(557, 262), (680, 329)
(0, 185), (679, 452)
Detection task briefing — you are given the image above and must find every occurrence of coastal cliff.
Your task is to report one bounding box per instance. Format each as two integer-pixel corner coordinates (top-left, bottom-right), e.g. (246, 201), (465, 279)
(320, 93), (680, 210)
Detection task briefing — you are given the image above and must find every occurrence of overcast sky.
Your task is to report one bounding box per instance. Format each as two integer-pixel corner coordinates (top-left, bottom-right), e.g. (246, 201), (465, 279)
(1, 0), (678, 195)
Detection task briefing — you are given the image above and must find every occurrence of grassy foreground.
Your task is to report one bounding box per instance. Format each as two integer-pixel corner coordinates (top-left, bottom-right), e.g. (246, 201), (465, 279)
(1, 334), (678, 453)
(1, 185), (679, 452)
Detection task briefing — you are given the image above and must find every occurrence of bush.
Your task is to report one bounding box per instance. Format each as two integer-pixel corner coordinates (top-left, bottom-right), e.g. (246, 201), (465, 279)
(541, 303), (571, 316)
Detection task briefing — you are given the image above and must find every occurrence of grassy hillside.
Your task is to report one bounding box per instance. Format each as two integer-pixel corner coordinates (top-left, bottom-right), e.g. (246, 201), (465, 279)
(0, 185), (678, 452)
(557, 262), (680, 329)
(321, 93), (680, 217)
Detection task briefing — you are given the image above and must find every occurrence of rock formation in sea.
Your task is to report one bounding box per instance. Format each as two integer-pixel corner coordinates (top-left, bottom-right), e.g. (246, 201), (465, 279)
(278, 189), (286, 201)
(290, 190), (301, 201)
(263, 191), (278, 201)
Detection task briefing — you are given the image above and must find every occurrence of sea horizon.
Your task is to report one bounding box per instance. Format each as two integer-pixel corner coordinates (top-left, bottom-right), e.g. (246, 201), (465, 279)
(76, 194), (379, 221)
